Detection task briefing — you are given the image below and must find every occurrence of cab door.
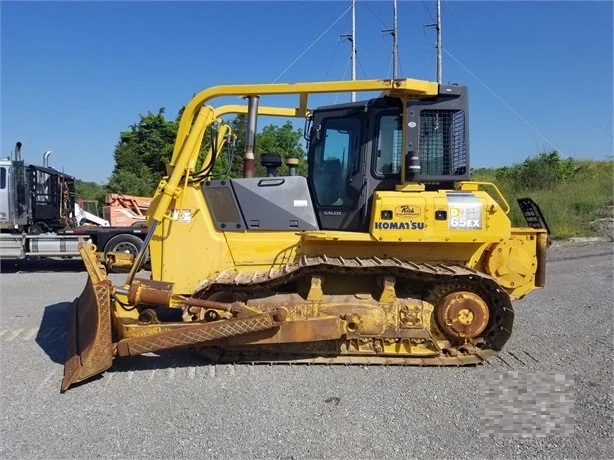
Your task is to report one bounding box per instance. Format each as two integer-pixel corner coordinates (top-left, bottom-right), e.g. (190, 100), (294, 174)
(307, 108), (366, 231)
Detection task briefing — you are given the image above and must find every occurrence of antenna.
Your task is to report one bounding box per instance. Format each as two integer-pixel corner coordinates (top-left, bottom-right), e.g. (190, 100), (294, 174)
(382, 0), (399, 79)
(340, 0), (357, 101)
(425, 0), (443, 84)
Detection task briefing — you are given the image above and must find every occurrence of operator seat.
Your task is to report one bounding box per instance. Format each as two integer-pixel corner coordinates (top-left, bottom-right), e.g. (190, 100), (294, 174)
(318, 159), (342, 206)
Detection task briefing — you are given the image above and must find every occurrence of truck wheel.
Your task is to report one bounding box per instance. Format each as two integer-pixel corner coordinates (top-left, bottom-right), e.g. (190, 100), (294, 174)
(103, 234), (149, 273)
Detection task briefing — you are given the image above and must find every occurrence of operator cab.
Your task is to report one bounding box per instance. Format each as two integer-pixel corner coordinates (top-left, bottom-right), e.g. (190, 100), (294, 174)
(201, 84), (469, 235)
(306, 84), (470, 231)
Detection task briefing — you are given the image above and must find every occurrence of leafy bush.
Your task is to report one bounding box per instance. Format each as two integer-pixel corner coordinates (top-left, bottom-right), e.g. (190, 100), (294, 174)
(495, 150), (576, 191)
(472, 152), (613, 239)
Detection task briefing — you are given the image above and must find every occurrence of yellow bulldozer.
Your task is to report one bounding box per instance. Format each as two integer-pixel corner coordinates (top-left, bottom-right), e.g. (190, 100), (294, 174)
(62, 78), (550, 391)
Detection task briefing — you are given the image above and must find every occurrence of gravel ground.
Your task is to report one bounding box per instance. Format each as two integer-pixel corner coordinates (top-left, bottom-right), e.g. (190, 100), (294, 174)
(0, 241), (612, 459)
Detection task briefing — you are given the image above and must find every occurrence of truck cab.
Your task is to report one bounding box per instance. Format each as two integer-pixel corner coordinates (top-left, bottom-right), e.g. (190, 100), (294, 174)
(0, 143), (149, 267)
(0, 158), (12, 230)
(0, 156), (76, 233)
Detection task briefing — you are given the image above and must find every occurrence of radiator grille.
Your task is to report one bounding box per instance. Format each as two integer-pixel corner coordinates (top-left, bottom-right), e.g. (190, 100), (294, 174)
(419, 109), (466, 176)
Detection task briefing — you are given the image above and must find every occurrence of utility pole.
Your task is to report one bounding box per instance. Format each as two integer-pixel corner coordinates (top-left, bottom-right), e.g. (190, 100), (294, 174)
(436, 0), (442, 84)
(425, 0), (442, 84)
(340, 0), (357, 101)
(381, 0), (399, 79)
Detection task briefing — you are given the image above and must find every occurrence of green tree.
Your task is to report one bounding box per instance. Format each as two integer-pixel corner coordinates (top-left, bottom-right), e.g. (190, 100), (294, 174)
(209, 116), (307, 178)
(75, 179), (107, 204)
(108, 108), (179, 195)
(107, 169), (158, 197)
(107, 109), (307, 195)
(255, 121), (307, 176)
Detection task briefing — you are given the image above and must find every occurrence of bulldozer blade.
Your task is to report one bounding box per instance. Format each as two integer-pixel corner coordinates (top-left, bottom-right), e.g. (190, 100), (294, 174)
(61, 242), (114, 392)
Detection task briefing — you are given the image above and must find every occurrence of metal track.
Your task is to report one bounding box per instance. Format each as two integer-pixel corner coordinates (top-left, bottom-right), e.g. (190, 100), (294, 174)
(193, 255), (514, 366)
(195, 347), (498, 366)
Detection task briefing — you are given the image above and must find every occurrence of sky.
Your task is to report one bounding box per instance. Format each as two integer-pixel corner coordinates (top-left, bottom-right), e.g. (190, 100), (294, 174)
(1, 0), (613, 184)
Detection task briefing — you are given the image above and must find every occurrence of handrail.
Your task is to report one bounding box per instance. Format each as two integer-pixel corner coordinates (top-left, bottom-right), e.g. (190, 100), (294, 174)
(170, 78), (438, 167)
(460, 181), (511, 214)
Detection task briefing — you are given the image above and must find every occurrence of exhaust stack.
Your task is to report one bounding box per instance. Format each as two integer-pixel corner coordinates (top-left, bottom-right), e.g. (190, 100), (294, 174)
(15, 142), (22, 161)
(242, 95), (260, 178)
(43, 150), (52, 167)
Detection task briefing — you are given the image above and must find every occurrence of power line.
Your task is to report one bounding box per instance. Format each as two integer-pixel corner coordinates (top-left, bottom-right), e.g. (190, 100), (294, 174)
(356, 55), (377, 99)
(312, 33), (344, 108)
(334, 57), (352, 104)
(299, 1), (345, 35)
(420, 1), (556, 150)
(422, 1), (435, 23)
(443, 48), (558, 150)
(360, 0), (388, 28)
(272, 4), (352, 83)
(443, 0), (471, 39)
(323, 39), (343, 81)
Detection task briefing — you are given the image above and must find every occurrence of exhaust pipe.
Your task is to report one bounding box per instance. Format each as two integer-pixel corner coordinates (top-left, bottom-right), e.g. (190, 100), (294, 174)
(43, 150), (52, 168)
(15, 142), (22, 161)
(242, 95), (259, 178)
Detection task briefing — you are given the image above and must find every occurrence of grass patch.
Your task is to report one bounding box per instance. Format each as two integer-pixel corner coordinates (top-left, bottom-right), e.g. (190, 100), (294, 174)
(471, 152), (613, 239)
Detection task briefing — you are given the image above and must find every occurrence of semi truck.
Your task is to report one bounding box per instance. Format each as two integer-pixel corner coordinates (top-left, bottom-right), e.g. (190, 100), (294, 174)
(0, 142), (148, 269)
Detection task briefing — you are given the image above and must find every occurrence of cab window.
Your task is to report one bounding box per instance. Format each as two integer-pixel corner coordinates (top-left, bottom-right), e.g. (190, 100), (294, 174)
(0, 167), (6, 189)
(375, 114), (402, 175)
(311, 117), (361, 207)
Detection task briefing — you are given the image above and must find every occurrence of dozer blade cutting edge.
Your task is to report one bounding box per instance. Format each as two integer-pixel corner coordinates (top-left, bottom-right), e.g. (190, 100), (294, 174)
(62, 243), (114, 391)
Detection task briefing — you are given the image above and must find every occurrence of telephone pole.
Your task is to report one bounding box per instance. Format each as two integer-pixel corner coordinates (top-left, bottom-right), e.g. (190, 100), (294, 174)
(340, 0), (357, 101)
(425, 0), (442, 84)
(381, 0), (399, 79)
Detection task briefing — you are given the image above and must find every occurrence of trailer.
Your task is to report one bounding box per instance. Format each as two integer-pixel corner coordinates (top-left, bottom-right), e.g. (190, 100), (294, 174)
(0, 142), (148, 270)
(102, 192), (152, 227)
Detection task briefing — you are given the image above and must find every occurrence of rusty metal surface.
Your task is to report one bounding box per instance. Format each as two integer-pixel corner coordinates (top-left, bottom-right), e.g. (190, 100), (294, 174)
(195, 255), (515, 354)
(436, 291), (489, 338)
(128, 278), (173, 307)
(129, 278), (253, 314)
(536, 232), (548, 287)
(208, 317), (346, 346)
(195, 343), (496, 366)
(116, 311), (283, 356)
(61, 277), (114, 391)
